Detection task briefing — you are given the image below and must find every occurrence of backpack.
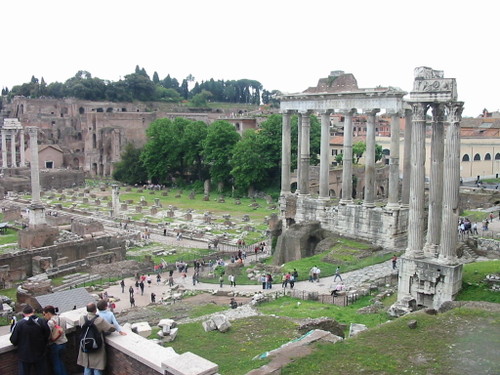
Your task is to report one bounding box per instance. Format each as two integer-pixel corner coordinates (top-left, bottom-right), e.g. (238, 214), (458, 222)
(50, 316), (64, 342)
(80, 316), (102, 353)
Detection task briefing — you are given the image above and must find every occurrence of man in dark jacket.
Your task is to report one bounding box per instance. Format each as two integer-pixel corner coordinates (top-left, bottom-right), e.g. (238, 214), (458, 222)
(10, 304), (50, 375)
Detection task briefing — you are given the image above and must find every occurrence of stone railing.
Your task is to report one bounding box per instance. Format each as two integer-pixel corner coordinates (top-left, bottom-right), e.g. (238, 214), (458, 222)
(0, 308), (219, 375)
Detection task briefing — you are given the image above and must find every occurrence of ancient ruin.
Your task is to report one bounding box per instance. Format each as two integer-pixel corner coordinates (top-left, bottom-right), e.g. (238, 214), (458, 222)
(279, 67), (464, 310)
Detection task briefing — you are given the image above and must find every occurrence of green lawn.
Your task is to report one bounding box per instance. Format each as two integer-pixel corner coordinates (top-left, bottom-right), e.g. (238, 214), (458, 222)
(0, 228), (18, 246)
(456, 260), (500, 303)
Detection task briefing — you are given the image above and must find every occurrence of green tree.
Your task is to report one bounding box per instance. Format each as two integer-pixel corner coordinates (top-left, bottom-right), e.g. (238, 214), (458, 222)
(335, 153), (343, 165)
(231, 129), (273, 194)
(183, 120), (209, 181)
(190, 90), (212, 107)
(290, 114), (321, 169)
(375, 144), (383, 162)
(353, 141), (366, 163)
(113, 144), (148, 184)
(123, 72), (155, 101)
(202, 120), (240, 189)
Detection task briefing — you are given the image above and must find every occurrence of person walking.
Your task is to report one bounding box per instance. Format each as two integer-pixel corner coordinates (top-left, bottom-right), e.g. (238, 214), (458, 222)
(77, 302), (116, 375)
(391, 255), (398, 270)
(130, 295), (135, 307)
(229, 274), (236, 287)
(43, 305), (69, 375)
(97, 300), (127, 336)
(128, 286), (134, 299)
(120, 280), (125, 293)
(334, 267), (343, 281)
(10, 304), (50, 375)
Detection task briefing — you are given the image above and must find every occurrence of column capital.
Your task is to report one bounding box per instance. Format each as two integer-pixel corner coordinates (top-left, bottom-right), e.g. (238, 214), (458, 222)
(431, 103), (446, 122)
(447, 102), (464, 123)
(411, 102), (430, 121)
(26, 126), (39, 136)
(366, 108), (380, 116)
(320, 109), (333, 116)
(339, 108), (357, 116)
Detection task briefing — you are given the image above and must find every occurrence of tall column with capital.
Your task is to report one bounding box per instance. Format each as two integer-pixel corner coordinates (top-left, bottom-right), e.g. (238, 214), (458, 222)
(340, 110), (355, 204)
(401, 109), (412, 208)
(386, 112), (401, 209)
(319, 111), (332, 199)
(424, 104), (445, 257)
(363, 109), (379, 207)
(112, 184), (120, 218)
(19, 129), (26, 167)
(1, 129), (7, 168)
(299, 111), (311, 195)
(10, 130), (17, 167)
(296, 113), (302, 194)
(28, 127), (42, 204)
(439, 103), (464, 264)
(406, 103), (429, 257)
(281, 111), (292, 195)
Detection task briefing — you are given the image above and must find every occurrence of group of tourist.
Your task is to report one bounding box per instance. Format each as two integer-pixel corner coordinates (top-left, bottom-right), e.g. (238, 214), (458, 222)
(9, 299), (126, 375)
(280, 269), (299, 289)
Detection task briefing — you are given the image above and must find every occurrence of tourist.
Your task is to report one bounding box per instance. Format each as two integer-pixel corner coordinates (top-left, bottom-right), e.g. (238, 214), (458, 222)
(281, 273), (288, 288)
(139, 280), (145, 295)
(334, 267), (342, 281)
(229, 274), (236, 287)
(130, 296), (135, 307)
(331, 282), (345, 297)
(316, 267), (321, 282)
(229, 297), (237, 309)
(147, 274), (152, 287)
(168, 274), (174, 287)
(151, 292), (156, 303)
(120, 280), (125, 293)
(10, 304), (50, 375)
(219, 275), (224, 288)
(128, 286), (134, 298)
(9, 314), (17, 332)
(156, 273), (161, 285)
(97, 299), (127, 336)
(472, 222), (478, 235)
(42, 305), (68, 375)
(266, 273), (273, 289)
(260, 274), (267, 290)
(77, 303), (116, 375)
(392, 255), (398, 270)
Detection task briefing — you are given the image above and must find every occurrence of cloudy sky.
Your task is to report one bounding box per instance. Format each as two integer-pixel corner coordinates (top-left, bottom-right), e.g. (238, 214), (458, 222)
(1, 1), (496, 117)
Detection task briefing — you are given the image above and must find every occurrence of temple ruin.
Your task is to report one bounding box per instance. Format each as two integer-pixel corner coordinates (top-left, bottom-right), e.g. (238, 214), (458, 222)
(279, 67), (464, 310)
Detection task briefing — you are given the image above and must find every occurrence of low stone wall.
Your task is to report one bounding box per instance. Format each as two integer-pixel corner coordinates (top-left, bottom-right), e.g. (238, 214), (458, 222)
(0, 308), (219, 375)
(0, 233), (126, 283)
(476, 238), (500, 258)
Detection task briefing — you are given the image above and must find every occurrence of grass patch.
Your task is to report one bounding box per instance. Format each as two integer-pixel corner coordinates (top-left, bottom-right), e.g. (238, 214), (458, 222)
(0, 228), (18, 246)
(256, 295), (391, 329)
(456, 260), (500, 303)
(280, 308), (500, 375)
(167, 316), (298, 375)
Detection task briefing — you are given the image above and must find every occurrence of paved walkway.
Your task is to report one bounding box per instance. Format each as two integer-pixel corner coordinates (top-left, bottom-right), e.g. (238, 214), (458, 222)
(105, 259), (398, 314)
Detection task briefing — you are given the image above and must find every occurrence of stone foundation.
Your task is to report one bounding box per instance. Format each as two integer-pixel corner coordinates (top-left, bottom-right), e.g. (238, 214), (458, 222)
(396, 256), (463, 310)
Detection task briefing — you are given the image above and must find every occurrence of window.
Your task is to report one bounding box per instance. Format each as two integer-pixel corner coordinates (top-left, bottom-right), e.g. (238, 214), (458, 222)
(45, 161), (54, 169)
(474, 153), (481, 161)
(462, 154), (470, 162)
(485, 153), (491, 160)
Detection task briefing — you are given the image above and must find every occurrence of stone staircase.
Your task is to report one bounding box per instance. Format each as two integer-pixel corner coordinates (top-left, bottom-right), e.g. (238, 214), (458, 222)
(52, 272), (103, 292)
(459, 241), (479, 263)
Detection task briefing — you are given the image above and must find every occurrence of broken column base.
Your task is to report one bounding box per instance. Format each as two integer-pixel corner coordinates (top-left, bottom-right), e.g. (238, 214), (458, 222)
(393, 255), (463, 313)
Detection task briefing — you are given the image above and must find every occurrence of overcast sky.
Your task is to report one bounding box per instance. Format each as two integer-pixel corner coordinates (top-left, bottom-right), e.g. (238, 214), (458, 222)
(1, 1), (496, 117)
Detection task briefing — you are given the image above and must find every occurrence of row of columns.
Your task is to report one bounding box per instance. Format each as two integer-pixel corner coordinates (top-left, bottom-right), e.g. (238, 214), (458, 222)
(281, 109), (411, 208)
(405, 102), (464, 264)
(1, 128), (26, 168)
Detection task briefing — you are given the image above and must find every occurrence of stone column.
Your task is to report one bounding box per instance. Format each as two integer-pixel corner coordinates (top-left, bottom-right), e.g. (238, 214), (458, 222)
(1, 129), (7, 168)
(10, 130), (17, 167)
(401, 109), (412, 208)
(406, 103), (429, 257)
(19, 129), (26, 167)
(439, 102), (464, 264)
(299, 111), (311, 195)
(280, 111), (292, 195)
(424, 104), (445, 257)
(363, 109), (379, 207)
(112, 184), (120, 218)
(28, 127), (41, 204)
(340, 110), (355, 204)
(296, 113), (302, 194)
(386, 112), (401, 209)
(319, 110), (332, 199)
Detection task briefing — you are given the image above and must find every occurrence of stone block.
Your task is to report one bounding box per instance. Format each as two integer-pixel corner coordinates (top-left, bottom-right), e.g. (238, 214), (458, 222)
(202, 319), (217, 332)
(158, 318), (176, 328)
(349, 323), (368, 337)
(131, 322), (152, 338)
(163, 327), (178, 342)
(211, 314), (231, 332)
